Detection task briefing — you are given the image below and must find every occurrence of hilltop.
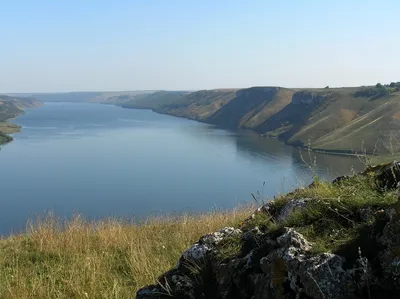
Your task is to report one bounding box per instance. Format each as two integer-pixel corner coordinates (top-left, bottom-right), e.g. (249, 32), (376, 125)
(119, 83), (400, 155)
(0, 95), (43, 144)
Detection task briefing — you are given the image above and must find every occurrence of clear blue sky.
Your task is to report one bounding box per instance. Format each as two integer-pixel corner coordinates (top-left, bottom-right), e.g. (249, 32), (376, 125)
(1, 0), (399, 92)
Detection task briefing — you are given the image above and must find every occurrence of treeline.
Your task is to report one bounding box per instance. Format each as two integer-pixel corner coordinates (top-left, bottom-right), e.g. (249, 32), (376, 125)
(355, 82), (400, 99)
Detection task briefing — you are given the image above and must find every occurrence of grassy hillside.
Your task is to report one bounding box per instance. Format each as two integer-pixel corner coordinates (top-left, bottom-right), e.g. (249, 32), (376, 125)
(0, 95), (43, 145)
(271, 87), (400, 154)
(205, 87), (294, 128)
(118, 83), (400, 155)
(0, 207), (253, 299)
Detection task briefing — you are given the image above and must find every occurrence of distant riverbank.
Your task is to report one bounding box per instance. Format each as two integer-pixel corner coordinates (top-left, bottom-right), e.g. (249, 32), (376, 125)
(121, 105), (386, 165)
(0, 95), (43, 145)
(117, 86), (400, 158)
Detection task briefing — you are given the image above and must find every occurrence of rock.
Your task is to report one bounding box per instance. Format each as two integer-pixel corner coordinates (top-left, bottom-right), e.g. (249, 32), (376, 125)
(137, 221), (397, 299)
(374, 161), (400, 190)
(179, 227), (242, 266)
(200, 227), (242, 246)
(379, 219), (400, 290)
(242, 226), (264, 254)
(357, 207), (375, 222)
(299, 253), (354, 299)
(138, 228), (242, 299)
(136, 284), (172, 299)
(181, 243), (210, 262)
(332, 175), (351, 184)
(276, 198), (310, 222)
(260, 229), (312, 297)
(260, 229), (358, 299)
(243, 226), (263, 242)
(245, 197), (310, 224)
(137, 268), (204, 299)
(334, 161), (400, 191)
(291, 91), (327, 105)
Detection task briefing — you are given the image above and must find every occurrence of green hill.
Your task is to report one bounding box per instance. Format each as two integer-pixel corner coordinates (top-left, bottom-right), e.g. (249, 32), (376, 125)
(118, 83), (400, 155)
(0, 95), (43, 145)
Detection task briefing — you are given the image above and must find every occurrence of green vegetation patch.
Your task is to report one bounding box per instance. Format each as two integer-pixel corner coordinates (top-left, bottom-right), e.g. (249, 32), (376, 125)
(242, 174), (397, 259)
(215, 235), (244, 261)
(354, 82), (400, 100)
(0, 133), (13, 145)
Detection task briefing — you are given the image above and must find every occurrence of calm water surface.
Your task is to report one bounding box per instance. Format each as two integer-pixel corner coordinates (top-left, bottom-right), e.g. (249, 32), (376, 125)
(0, 103), (364, 235)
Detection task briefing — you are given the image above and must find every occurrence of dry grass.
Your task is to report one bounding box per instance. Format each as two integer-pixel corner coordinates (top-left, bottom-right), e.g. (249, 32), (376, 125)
(0, 207), (253, 299)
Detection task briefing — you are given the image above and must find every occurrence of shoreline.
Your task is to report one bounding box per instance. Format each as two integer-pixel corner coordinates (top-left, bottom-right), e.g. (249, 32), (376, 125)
(2, 100), (384, 162)
(0, 117), (23, 145)
(0, 101), (44, 145)
(122, 105), (377, 160)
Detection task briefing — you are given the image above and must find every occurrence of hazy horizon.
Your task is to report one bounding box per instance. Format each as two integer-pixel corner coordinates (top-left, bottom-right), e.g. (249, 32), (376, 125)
(1, 0), (399, 93)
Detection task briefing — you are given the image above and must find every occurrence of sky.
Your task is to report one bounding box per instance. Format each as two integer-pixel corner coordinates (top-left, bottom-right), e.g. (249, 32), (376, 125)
(0, 0), (399, 93)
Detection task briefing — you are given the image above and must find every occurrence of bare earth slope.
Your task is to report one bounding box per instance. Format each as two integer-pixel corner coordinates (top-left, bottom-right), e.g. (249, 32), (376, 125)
(119, 84), (400, 154)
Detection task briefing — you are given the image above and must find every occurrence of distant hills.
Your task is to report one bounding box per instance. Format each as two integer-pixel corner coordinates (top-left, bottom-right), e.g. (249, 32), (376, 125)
(27, 91), (155, 104)
(118, 83), (400, 155)
(0, 95), (43, 144)
(4, 82), (400, 154)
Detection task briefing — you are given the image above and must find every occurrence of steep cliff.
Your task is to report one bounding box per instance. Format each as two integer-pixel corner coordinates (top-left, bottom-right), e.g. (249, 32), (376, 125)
(204, 87), (294, 128)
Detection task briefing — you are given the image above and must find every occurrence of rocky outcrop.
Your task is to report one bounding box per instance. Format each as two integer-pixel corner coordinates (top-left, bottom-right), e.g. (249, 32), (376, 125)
(290, 91), (327, 105)
(137, 223), (387, 299)
(137, 162), (400, 299)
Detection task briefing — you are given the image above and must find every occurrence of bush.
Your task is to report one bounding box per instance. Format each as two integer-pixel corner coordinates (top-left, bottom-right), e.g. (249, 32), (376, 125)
(355, 83), (394, 99)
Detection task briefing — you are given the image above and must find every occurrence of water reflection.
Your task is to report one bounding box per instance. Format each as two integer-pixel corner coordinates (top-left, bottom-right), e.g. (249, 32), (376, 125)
(234, 129), (365, 180)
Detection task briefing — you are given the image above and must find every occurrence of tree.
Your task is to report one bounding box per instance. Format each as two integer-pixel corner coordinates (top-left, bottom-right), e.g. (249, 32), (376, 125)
(376, 83), (383, 88)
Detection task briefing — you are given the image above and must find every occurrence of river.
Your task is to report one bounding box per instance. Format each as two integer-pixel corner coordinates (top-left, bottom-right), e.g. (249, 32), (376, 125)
(0, 102), (364, 235)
